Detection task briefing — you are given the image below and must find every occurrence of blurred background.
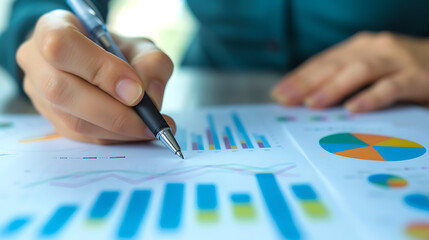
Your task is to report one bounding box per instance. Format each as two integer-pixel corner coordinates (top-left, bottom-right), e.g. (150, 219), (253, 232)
(0, 0), (13, 34)
(0, 0), (197, 67)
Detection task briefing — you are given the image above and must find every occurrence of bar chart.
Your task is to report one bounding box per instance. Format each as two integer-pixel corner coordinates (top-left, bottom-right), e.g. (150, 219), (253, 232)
(291, 184), (329, 218)
(0, 176), (327, 239)
(230, 193), (256, 220)
(176, 113), (272, 152)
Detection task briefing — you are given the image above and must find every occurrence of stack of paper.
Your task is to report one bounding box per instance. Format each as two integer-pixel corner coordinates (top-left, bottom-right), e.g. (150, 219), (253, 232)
(0, 104), (428, 240)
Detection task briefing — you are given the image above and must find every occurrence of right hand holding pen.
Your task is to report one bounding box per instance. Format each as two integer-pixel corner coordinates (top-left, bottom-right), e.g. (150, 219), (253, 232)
(16, 10), (176, 144)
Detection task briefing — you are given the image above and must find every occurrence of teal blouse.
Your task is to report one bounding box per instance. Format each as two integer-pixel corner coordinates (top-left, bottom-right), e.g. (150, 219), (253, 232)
(1, 0), (429, 82)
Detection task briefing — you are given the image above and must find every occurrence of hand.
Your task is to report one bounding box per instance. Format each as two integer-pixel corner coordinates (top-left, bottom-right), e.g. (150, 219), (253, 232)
(16, 10), (175, 144)
(272, 32), (429, 112)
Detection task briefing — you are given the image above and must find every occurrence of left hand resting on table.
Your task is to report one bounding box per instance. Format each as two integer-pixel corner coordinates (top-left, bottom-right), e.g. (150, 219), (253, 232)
(272, 32), (429, 112)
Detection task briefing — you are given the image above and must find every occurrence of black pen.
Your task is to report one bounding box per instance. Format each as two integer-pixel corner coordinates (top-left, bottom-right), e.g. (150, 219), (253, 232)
(67, 0), (183, 159)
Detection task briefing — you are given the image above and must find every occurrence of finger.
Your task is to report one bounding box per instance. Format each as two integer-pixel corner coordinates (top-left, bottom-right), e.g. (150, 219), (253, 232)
(398, 69), (429, 103)
(24, 50), (155, 139)
(272, 60), (341, 106)
(119, 36), (174, 109)
(25, 76), (146, 142)
(271, 32), (378, 106)
(163, 115), (177, 135)
(35, 98), (127, 145)
(35, 10), (144, 106)
(305, 58), (397, 109)
(50, 106), (151, 141)
(345, 73), (410, 112)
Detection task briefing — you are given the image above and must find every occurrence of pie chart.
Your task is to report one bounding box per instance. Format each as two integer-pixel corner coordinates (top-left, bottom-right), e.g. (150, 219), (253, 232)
(404, 193), (429, 212)
(319, 133), (426, 161)
(368, 174), (408, 188)
(406, 222), (429, 239)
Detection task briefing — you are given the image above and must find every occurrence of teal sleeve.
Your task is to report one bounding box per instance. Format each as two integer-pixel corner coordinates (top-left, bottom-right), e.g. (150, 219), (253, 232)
(0, 0), (109, 89)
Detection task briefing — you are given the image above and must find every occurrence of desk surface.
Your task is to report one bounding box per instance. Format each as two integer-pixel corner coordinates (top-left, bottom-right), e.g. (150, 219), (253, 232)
(0, 67), (282, 114)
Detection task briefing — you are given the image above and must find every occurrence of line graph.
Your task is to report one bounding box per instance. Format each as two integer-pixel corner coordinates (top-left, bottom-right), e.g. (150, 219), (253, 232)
(24, 163), (297, 189)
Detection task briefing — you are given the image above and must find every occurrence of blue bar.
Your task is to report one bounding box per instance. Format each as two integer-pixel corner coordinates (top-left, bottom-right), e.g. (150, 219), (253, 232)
(197, 135), (204, 150)
(118, 190), (151, 239)
(231, 193), (251, 204)
(259, 136), (271, 148)
(89, 191), (119, 219)
(232, 113), (254, 148)
(291, 184), (317, 200)
(191, 134), (204, 150)
(40, 205), (78, 236)
(175, 128), (187, 151)
(256, 174), (301, 240)
(225, 127), (237, 147)
(197, 184), (217, 210)
(160, 183), (184, 230)
(208, 115), (221, 150)
(1, 217), (31, 236)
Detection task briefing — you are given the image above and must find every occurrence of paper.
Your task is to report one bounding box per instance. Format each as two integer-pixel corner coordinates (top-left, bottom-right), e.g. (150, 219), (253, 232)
(0, 104), (428, 240)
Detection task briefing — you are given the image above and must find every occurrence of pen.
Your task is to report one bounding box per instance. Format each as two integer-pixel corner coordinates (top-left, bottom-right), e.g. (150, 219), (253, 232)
(66, 0), (184, 159)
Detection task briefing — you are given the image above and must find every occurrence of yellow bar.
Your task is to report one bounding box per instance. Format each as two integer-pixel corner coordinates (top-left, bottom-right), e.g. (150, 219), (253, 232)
(197, 210), (218, 222)
(233, 204), (255, 220)
(301, 201), (329, 218)
(84, 219), (105, 228)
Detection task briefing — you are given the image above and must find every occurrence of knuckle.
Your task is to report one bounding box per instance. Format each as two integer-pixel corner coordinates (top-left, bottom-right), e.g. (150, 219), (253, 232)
(353, 31), (374, 42)
(352, 60), (372, 78)
(133, 51), (174, 82)
(375, 32), (398, 47)
(110, 111), (129, 133)
(42, 74), (67, 104)
(16, 41), (30, 68)
(90, 55), (126, 88)
(40, 27), (72, 63)
(155, 51), (174, 75)
(90, 59), (111, 86)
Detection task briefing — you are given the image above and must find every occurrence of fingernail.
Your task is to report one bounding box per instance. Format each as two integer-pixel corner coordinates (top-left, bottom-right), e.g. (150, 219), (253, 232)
(346, 99), (365, 112)
(272, 89), (288, 103)
(305, 91), (325, 108)
(272, 88), (299, 106)
(148, 81), (165, 109)
(116, 79), (142, 105)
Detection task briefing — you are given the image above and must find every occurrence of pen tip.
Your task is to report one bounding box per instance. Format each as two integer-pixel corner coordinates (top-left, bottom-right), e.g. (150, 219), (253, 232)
(176, 151), (184, 159)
